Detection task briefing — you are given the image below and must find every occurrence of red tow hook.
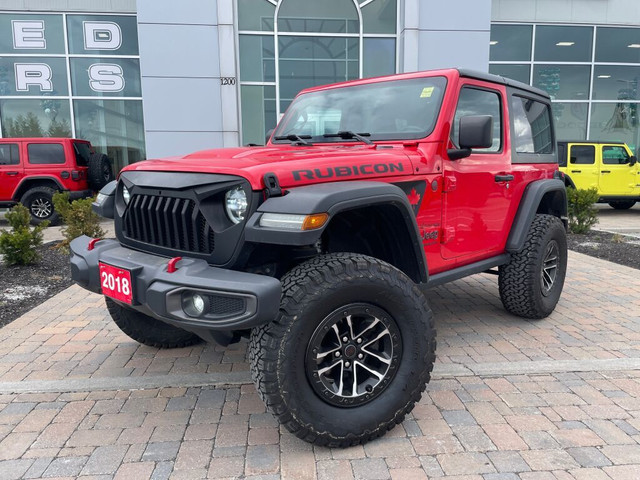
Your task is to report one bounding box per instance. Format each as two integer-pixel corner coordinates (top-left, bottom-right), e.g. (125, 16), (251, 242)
(87, 238), (102, 251)
(167, 256), (183, 273)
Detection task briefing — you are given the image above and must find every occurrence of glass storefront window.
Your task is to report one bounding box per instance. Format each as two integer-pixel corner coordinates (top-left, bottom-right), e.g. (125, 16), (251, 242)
(590, 102), (640, 152)
(0, 57), (68, 96)
(534, 25), (592, 62)
(593, 66), (640, 101)
(241, 85), (276, 146)
(362, 0), (397, 34)
(70, 57), (142, 97)
(489, 64), (530, 84)
(0, 14), (65, 54)
(238, 0), (275, 31)
(552, 102), (588, 141)
(363, 38), (395, 78)
(278, 0), (358, 34)
(533, 65), (591, 101)
(73, 99), (145, 173)
(490, 24), (532, 61)
(239, 35), (275, 82)
(0, 98), (72, 137)
(596, 27), (640, 64)
(66, 15), (139, 55)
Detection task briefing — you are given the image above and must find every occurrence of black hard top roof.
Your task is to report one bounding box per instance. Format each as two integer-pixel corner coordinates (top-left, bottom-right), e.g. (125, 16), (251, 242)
(458, 68), (550, 99)
(557, 140), (626, 145)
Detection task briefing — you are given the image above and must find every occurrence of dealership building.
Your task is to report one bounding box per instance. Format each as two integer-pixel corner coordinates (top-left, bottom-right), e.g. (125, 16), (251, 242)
(0, 0), (639, 171)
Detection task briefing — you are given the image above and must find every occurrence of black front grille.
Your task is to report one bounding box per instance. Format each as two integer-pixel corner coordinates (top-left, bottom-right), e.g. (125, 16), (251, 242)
(123, 194), (215, 254)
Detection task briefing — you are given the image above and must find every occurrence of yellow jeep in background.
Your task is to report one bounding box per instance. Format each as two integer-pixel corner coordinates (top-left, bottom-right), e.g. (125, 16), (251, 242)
(558, 141), (640, 210)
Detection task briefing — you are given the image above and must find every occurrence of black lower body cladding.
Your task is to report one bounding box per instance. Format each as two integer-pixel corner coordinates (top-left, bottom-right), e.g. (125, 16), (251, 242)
(69, 235), (282, 342)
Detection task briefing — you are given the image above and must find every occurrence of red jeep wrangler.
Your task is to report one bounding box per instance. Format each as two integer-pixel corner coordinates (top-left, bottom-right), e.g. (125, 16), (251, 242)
(71, 69), (568, 446)
(0, 138), (114, 224)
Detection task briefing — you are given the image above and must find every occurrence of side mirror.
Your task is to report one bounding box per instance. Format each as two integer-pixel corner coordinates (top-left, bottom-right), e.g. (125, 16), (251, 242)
(629, 155), (637, 166)
(459, 115), (493, 149)
(265, 129), (275, 145)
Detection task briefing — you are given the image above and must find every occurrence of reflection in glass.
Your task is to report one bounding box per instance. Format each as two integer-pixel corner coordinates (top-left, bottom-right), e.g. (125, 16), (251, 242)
(489, 64), (530, 84)
(489, 24), (532, 61)
(241, 85), (276, 146)
(70, 58), (142, 97)
(0, 99), (72, 137)
(553, 102), (588, 141)
(534, 25), (592, 62)
(278, 0), (358, 33)
(453, 87), (502, 152)
(238, 0), (275, 31)
(0, 14), (65, 54)
(592, 66), (640, 101)
(278, 36), (359, 109)
(239, 35), (275, 82)
(533, 65), (590, 101)
(66, 15), (139, 55)
(73, 100), (145, 173)
(510, 96), (552, 154)
(595, 27), (640, 64)
(362, 0), (397, 34)
(363, 38), (395, 78)
(0, 57), (68, 96)
(590, 102), (640, 152)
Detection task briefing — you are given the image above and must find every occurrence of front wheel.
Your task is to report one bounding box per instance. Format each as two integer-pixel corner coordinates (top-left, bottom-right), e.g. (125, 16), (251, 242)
(499, 214), (567, 319)
(609, 200), (636, 210)
(249, 253), (436, 447)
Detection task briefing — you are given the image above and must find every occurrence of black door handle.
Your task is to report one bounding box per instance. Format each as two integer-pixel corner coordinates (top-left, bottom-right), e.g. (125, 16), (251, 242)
(495, 174), (514, 182)
(5, 171), (19, 176)
(571, 170), (582, 173)
(601, 170), (611, 173)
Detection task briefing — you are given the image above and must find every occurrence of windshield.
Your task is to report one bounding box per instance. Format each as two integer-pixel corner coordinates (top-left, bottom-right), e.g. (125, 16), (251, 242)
(273, 76), (447, 143)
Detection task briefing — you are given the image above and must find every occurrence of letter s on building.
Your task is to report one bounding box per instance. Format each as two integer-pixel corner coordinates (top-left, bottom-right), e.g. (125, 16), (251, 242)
(88, 63), (125, 92)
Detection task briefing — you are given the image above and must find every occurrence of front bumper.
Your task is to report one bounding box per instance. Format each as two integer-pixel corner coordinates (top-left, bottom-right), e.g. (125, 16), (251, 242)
(70, 236), (282, 338)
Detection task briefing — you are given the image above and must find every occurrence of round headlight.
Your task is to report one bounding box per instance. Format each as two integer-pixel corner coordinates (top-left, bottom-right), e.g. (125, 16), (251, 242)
(122, 185), (131, 205)
(225, 187), (248, 224)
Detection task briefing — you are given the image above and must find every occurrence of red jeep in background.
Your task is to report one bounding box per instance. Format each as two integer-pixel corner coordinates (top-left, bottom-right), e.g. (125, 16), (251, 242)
(72, 69), (568, 447)
(0, 138), (114, 224)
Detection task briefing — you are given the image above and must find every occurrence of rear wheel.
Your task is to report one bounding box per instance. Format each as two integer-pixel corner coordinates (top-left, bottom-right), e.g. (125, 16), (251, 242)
(499, 214), (567, 319)
(608, 200), (636, 210)
(20, 186), (59, 225)
(249, 253), (436, 447)
(105, 298), (202, 348)
(88, 153), (114, 191)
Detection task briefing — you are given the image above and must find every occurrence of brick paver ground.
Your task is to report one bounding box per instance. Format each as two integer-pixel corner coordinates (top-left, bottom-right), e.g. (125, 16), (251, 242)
(0, 250), (639, 479)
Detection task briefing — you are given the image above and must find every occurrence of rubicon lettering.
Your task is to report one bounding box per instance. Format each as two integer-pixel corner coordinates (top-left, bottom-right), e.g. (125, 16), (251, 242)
(292, 163), (404, 181)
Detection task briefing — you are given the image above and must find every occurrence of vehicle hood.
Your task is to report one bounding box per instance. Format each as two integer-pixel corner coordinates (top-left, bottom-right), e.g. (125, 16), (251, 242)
(122, 145), (416, 190)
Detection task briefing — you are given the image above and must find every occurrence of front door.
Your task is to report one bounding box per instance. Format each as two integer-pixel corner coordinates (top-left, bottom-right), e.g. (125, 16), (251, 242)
(442, 83), (512, 260)
(0, 142), (22, 202)
(598, 144), (637, 195)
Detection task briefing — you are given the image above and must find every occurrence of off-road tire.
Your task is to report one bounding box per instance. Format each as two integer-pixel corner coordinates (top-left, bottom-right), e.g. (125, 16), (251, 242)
(88, 153), (114, 191)
(499, 214), (567, 319)
(105, 298), (202, 348)
(249, 253), (436, 447)
(20, 186), (60, 225)
(608, 200), (636, 210)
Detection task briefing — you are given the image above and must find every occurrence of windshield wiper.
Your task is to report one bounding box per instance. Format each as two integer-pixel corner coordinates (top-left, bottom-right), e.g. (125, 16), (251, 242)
(273, 134), (313, 146)
(323, 131), (373, 145)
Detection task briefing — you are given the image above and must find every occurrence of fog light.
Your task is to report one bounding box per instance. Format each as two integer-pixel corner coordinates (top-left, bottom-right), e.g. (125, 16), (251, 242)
(182, 292), (208, 317)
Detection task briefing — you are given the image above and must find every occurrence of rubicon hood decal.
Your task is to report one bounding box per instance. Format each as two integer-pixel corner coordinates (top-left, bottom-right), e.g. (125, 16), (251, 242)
(292, 162), (405, 181)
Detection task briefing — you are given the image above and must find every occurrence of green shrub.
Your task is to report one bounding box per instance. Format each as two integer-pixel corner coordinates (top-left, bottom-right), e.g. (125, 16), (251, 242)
(0, 203), (49, 265)
(53, 192), (105, 252)
(567, 187), (599, 234)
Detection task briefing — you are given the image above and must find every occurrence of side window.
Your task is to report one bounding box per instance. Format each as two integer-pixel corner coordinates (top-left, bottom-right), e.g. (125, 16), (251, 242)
(0, 144), (19, 165)
(452, 87), (502, 153)
(510, 96), (553, 154)
(27, 144), (65, 165)
(602, 146), (630, 165)
(570, 145), (595, 164)
(74, 142), (92, 167)
(557, 143), (567, 167)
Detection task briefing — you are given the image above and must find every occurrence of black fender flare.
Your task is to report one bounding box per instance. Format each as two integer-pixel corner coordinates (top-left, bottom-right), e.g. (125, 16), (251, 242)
(13, 176), (64, 200)
(563, 173), (577, 189)
(244, 181), (428, 283)
(506, 178), (567, 253)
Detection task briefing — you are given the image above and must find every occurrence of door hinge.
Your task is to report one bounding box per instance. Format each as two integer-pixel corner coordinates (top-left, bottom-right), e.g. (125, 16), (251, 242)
(441, 226), (455, 243)
(443, 176), (457, 192)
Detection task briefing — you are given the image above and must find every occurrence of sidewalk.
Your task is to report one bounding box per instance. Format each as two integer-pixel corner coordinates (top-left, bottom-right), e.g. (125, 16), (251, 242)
(1, 250), (639, 479)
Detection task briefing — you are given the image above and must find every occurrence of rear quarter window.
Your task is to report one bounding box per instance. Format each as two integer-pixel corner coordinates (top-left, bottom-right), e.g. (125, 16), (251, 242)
(510, 95), (553, 154)
(27, 143), (65, 165)
(73, 142), (91, 167)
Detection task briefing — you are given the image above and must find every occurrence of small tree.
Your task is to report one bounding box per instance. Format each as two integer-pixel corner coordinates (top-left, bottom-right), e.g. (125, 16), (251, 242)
(567, 187), (599, 234)
(52, 192), (106, 252)
(0, 204), (49, 265)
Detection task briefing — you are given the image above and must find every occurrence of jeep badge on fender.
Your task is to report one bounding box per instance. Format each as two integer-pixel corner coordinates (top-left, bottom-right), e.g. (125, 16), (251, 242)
(70, 68), (568, 448)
